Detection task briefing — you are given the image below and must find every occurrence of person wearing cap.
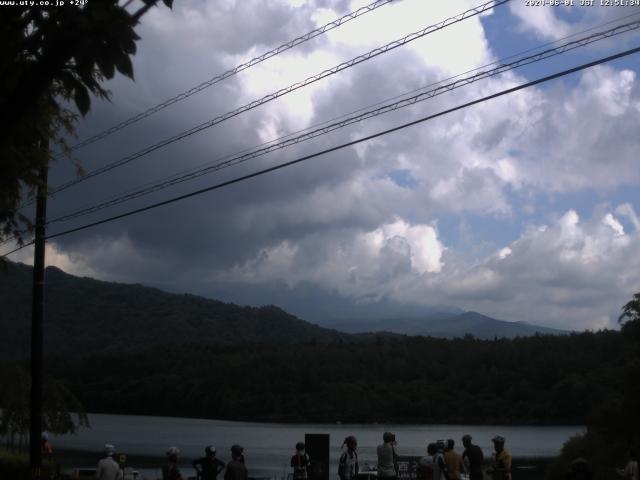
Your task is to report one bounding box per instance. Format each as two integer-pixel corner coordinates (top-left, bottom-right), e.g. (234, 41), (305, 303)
(291, 442), (311, 480)
(193, 446), (226, 480)
(461, 435), (483, 480)
(377, 432), (399, 480)
(225, 445), (248, 480)
(163, 447), (184, 480)
(338, 436), (359, 480)
(443, 439), (464, 480)
(96, 444), (120, 480)
(487, 436), (511, 480)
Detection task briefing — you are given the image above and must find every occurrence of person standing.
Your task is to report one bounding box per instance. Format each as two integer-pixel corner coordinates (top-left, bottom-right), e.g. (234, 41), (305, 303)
(461, 435), (483, 480)
(41, 433), (53, 464)
(193, 446), (226, 480)
(96, 444), (120, 480)
(377, 432), (399, 480)
(617, 449), (639, 480)
(163, 447), (184, 480)
(225, 445), (248, 480)
(443, 439), (464, 480)
(417, 443), (437, 480)
(433, 441), (448, 480)
(487, 436), (511, 480)
(338, 436), (359, 480)
(291, 442), (311, 480)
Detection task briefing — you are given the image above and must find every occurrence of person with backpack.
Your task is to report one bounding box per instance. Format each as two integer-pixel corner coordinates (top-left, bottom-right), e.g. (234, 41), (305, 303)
(193, 446), (225, 480)
(377, 432), (399, 480)
(338, 436), (359, 480)
(291, 442), (311, 480)
(224, 445), (248, 480)
(487, 436), (511, 480)
(461, 435), (483, 480)
(433, 441), (448, 480)
(417, 443), (437, 480)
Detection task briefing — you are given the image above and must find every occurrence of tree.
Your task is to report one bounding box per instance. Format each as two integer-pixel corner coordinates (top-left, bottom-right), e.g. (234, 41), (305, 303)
(0, 0), (174, 245)
(0, 366), (89, 452)
(619, 292), (640, 324)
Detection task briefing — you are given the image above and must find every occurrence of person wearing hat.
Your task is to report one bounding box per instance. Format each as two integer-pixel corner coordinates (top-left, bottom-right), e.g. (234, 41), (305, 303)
(96, 444), (121, 480)
(377, 432), (399, 480)
(291, 442), (311, 480)
(487, 436), (511, 480)
(338, 436), (359, 480)
(193, 446), (226, 480)
(163, 447), (184, 480)
(224, 445), (248, 480)
(461, 435), (483, 480)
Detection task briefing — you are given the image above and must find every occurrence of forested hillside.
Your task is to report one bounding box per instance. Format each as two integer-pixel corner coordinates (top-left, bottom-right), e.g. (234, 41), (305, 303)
(0, 262), (348, 357)
(29, 330), (624, 425)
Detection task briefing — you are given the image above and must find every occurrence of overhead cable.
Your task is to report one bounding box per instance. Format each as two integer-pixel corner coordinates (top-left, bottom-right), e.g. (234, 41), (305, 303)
(46, 19), (640, 225)
(48, 0), (510, 196)
(14, 46), (634, 247)
(65, 0), (395, 153)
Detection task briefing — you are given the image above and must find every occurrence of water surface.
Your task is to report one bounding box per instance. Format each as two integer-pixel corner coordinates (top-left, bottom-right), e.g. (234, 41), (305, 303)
(52, 413), (583, 478)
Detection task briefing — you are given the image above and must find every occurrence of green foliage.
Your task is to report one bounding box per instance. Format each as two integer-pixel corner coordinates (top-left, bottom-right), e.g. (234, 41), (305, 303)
(0, 366), (89, 449)
(0, 447), (57, 480)
(547, 292), (640, 479)
(32, 331), (626, 425)
(0, 447), (30, 480)
(0, 1), (173, 244)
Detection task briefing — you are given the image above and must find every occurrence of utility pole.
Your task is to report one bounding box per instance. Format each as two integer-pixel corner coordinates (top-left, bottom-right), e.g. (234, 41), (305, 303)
(30, 143), (48, 480)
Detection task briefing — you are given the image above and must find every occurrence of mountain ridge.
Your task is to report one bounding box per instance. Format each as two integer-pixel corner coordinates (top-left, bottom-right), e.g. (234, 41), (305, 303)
(0, 261), (566, 358)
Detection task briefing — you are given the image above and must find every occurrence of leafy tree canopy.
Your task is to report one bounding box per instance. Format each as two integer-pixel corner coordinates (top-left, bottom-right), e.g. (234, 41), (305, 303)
(0, 0), (173, 244)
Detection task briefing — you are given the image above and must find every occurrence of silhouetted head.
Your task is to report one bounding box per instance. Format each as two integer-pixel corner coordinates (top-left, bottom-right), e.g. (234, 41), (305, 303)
(104, 444), (115, 457)
(205, 446), (216, 457)
(491, 436), (505, 453)
(383, 432), (395, 443)
(296, 442), (305, 454)
(427, 443), (437, 456)
(166, 447), (180, 460)
(231, 445), (244, 460)
(344, 436), (357, 450)
(446, 439), (454, 450)
(462, 435), (472, 448)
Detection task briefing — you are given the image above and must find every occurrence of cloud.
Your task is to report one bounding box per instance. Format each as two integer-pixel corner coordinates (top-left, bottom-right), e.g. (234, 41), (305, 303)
(9, 0), (638, 333)
(429, 207), (640, 330)
(217, 218), (445, 299)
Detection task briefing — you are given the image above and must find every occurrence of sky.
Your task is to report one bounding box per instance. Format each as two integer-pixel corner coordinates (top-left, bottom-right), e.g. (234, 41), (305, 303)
(10, 0), (640, 331)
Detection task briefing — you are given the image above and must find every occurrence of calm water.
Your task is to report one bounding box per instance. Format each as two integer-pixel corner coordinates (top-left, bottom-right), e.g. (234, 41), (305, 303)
(51, 413), (584, 479)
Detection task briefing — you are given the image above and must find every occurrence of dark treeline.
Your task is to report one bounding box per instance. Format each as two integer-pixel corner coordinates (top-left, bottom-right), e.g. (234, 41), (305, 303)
(24, 330), (626, 425)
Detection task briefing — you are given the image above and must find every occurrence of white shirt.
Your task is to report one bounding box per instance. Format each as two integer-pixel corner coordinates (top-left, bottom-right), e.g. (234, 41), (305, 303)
(97, 457), (121, 480)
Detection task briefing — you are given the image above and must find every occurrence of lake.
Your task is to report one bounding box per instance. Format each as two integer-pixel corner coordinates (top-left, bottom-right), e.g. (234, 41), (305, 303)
(51, 413), (584, 479)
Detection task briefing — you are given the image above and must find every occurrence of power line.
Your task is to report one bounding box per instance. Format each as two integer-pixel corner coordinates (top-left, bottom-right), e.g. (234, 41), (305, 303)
(23, 46), (637, 245)
(47, 0), (509, 197)
(1, 240), (35, 258)
(45, 19), (640, 226)
(65, 0), (395, 153)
